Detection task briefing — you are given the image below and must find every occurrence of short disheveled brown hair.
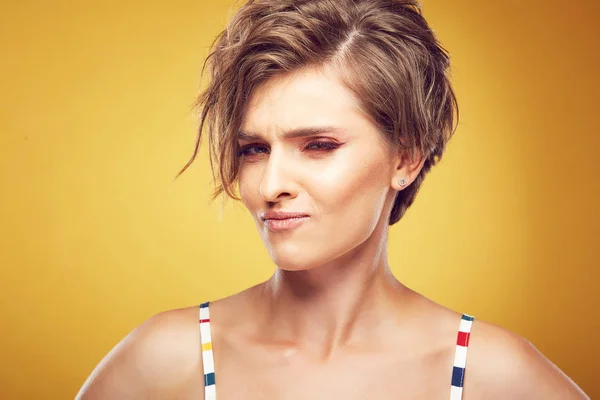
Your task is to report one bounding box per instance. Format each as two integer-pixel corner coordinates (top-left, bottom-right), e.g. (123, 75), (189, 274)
(181, 0), (458, 225)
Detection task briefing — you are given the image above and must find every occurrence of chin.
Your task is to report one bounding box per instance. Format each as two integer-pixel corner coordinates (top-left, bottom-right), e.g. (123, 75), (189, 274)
(270, 253), (315, 272)
(270, 240), (361, 273)
(268, 243), (326, 272)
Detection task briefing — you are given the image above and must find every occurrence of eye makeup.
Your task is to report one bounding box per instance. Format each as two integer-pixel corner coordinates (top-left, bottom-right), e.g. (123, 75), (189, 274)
(237, 138), (343, 159)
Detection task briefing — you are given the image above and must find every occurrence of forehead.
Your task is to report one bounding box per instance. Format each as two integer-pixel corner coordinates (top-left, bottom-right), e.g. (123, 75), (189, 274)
(241, 67), (366, 135)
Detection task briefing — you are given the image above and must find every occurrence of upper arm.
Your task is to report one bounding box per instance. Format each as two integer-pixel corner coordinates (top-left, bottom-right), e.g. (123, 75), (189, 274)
(76, 308), (203, 400)
(465, 320), (589, 399)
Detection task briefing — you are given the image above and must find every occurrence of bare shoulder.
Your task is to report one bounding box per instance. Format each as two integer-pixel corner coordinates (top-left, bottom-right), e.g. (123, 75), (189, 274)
(464, 318), (588, 399)
(76, 306), (204, 400)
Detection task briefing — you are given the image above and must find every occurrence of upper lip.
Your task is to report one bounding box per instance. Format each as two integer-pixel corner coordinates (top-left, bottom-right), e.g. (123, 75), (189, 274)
(260, 211), (310, 220)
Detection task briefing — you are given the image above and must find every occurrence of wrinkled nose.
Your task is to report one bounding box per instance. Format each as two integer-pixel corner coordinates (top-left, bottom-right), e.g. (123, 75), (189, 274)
(259, 149), (297, 203)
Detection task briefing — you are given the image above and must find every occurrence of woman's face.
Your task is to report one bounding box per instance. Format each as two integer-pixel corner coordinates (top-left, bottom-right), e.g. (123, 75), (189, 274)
(238, 67), (402, 271)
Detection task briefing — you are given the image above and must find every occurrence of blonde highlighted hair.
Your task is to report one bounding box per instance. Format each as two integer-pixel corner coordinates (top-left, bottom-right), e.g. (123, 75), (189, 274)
(180, 0), (458, 225)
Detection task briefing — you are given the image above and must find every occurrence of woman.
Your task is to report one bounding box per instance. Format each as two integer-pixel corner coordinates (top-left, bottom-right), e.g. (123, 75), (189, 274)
(77, 0), (588, 398)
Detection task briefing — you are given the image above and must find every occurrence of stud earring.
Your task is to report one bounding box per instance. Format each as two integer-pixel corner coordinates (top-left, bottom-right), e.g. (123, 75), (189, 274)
(398, 178), (407, 187)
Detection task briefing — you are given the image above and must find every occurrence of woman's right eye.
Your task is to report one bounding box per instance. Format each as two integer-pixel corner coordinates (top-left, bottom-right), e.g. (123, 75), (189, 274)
(238, 144), (269, 157)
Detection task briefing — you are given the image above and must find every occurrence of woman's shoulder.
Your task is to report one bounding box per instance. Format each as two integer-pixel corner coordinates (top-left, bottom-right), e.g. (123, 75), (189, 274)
(464, 317), (588, 399)
(76, 305), (204, 399)
(413, 293), (587, 398)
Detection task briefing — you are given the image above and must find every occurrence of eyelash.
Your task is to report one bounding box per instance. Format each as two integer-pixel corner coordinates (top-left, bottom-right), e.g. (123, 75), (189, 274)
(237, 140), (340, 157)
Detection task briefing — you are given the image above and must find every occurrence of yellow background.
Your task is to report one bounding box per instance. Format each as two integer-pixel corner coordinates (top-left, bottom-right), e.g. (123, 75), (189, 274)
(1, 0), (598, 398)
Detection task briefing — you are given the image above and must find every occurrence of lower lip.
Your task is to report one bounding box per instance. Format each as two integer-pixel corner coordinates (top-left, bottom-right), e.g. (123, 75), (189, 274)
(264, 216), (309, 232)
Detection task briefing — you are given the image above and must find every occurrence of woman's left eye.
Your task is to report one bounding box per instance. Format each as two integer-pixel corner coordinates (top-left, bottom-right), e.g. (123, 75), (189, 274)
(304, 141), (340, 151)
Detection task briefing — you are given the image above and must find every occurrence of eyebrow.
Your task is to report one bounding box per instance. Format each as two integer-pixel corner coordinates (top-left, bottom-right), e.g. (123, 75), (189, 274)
(237, 126), (345, 141)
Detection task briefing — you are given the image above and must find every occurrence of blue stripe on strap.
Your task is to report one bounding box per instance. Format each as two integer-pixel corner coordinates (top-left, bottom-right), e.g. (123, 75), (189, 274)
(204, 372), (216, 387)
(451, 366), (465, 387)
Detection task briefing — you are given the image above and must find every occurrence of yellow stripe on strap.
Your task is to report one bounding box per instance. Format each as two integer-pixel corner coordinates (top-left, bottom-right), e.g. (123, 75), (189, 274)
(202, 342), (213, 352)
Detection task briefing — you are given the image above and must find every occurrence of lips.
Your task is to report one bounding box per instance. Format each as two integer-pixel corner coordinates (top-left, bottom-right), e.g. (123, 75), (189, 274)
(260, 211), (309, 220)
(260, 211), (310, 232)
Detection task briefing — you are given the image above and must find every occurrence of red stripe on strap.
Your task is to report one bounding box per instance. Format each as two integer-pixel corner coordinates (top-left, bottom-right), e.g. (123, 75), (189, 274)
(457, 331), (470, 347)
(199, 318), (210, 323)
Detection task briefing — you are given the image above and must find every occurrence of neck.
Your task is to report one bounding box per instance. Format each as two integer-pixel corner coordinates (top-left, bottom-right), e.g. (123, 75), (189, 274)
(256, 226), (409, 360)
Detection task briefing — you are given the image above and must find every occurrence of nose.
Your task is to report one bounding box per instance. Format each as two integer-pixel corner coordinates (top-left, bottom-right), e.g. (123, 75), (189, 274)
(259, 148), (297, 203)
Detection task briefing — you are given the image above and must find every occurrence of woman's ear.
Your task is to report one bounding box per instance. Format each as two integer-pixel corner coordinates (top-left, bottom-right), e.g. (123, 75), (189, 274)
(391, 149), (426, 191)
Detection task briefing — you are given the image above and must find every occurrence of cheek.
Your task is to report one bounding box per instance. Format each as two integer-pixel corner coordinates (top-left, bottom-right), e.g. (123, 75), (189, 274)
(311, 155), (391, 216)
(282, 156), (390, 268)
(238, 174), (258, 214)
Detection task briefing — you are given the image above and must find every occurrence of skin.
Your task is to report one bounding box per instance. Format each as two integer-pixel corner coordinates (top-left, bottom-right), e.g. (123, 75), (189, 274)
(77, 67), (589, 399)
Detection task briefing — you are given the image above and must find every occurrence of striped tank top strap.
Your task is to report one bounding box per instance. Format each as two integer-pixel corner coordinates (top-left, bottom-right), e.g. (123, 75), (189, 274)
(199, 302), (216, 400)
(450, 314), (474, 400)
